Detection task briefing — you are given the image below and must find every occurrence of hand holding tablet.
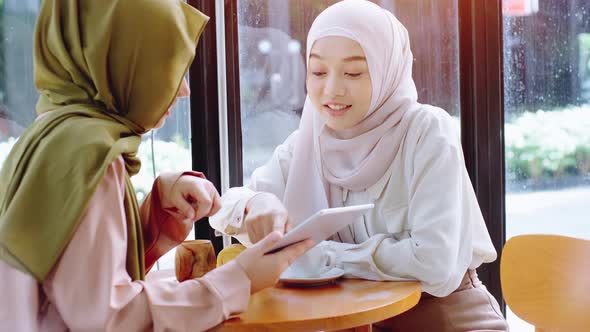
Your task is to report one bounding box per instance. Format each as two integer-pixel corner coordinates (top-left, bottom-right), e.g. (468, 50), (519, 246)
(266, 203), (374, 254)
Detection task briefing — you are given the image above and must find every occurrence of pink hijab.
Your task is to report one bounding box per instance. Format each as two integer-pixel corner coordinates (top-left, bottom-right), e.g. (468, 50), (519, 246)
(283, 0), (422, 226)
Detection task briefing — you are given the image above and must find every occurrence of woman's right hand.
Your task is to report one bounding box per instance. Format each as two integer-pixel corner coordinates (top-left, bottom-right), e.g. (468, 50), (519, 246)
(235, 232), (314, 293)
(244, 192), (290, 244)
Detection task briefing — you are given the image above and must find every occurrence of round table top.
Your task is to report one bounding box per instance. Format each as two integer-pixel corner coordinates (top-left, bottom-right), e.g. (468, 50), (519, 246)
(211, 279), (421, 332)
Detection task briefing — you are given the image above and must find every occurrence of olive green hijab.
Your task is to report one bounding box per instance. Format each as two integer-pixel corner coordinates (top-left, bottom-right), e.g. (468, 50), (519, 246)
(0, 0), (208, 281)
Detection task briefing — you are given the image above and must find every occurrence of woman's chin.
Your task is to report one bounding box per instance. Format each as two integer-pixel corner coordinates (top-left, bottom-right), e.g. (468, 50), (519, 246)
(153, 119), (166, 130)
(154, 111), (171, 130)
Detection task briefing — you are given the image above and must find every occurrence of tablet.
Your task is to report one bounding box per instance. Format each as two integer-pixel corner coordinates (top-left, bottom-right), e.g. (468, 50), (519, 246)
(265, 203), (374, 254)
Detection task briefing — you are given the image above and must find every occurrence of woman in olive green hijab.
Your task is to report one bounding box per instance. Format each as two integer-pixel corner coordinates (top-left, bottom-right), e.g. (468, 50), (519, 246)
(0, 0), (312, 330)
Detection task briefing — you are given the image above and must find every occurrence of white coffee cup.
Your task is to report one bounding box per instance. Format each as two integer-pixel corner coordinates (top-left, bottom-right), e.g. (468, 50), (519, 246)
(281, 242), (335, 278)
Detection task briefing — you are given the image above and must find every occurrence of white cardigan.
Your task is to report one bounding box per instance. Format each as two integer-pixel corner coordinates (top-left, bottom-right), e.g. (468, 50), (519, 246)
(211, 108), (497, 297)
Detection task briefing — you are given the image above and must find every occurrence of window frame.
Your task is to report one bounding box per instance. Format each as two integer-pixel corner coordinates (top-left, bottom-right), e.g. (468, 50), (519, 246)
(458, 0), (506, 309)
(187, 0), (224, 253)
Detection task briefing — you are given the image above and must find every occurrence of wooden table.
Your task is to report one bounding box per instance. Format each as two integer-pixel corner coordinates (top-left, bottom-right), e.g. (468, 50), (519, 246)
(210, 279), (421, 332)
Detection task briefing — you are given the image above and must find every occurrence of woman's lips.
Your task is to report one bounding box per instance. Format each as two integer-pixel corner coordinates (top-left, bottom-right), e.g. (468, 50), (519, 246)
(323, 103), (352, 117)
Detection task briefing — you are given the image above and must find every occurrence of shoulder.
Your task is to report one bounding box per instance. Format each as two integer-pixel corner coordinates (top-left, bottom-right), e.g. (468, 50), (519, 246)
(38, 116), (119, 159)
(405, 106), (461, 150)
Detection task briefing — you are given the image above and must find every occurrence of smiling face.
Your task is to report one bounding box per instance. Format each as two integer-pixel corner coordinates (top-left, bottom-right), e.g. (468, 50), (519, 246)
(306, 36), (372, 131)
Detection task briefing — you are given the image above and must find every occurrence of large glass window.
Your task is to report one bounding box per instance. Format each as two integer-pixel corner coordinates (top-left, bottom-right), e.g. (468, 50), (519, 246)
(236, 0), (460, 182)
(0, 0), (38, 161)
(503, 1), (590, 330)
(0, 0), (192, 271)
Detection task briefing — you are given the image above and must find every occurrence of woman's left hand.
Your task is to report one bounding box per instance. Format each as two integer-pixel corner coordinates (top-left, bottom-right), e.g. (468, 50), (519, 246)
(158, 172), (222, 222)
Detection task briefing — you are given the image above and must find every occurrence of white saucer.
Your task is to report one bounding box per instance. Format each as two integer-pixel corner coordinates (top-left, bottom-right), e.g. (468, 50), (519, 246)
(279, 267), (345, 287)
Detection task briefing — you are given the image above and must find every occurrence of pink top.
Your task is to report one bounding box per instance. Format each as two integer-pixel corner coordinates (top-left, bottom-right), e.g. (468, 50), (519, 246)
(0, 157), (250, 331)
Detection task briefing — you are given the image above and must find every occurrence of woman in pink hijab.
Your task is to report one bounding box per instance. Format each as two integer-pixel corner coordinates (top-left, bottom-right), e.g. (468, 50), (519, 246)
(212, 0), (508, 330)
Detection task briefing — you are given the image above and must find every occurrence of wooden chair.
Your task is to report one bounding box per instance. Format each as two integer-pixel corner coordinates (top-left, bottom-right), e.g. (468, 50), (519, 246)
(500, 234), (590, 332)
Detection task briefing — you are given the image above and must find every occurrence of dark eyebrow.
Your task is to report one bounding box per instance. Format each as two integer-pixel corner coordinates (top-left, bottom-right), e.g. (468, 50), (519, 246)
(309, 53), (367, 62)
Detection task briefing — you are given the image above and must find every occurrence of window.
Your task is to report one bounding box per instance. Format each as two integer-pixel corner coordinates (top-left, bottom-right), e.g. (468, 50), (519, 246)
(503, 1), (590, 330)
(234, 0), (460, 182)
(0, 0), (39, 162)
